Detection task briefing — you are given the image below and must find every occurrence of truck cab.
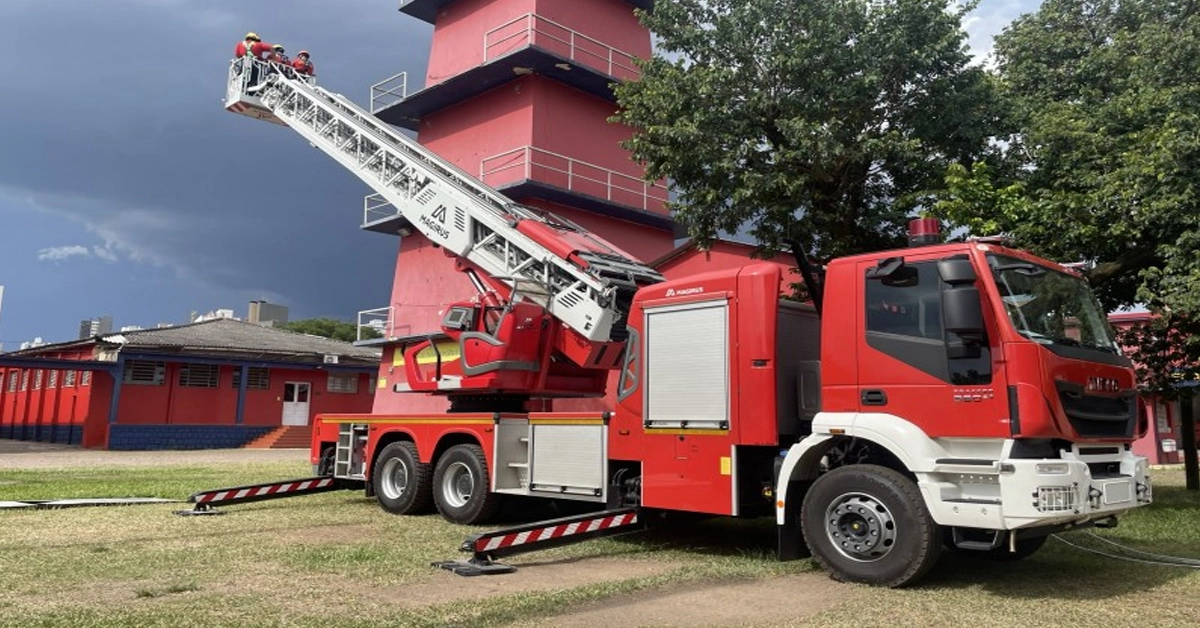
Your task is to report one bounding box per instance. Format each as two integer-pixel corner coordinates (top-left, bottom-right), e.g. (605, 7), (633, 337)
(776, 238), (1151, 587)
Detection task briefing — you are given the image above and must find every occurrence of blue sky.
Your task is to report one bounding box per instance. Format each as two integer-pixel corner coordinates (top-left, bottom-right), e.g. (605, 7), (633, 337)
(0, 0), (1035, 349)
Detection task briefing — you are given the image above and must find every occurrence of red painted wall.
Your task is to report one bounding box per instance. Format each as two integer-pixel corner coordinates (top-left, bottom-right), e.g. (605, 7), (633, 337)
(527, 78), (651, 184)
(427, 0), (641, 86)
(419, 78), (534, 167)
(383, 234), (479, 341)
(536, 0), (651, 61)
(114, 363), (374, 426)
(655, 241), (796, 280)
(426, 0), (648, 87)
(426, 0), (539, 86)
(1110, 313), (1187, 465)
(84, 372), (111, 448)
(0, 359), (100, 445)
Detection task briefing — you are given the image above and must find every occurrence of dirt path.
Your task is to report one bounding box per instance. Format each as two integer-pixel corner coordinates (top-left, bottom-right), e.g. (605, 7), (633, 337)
(0, 439), (308, 469)
(508, 572), (848, 628)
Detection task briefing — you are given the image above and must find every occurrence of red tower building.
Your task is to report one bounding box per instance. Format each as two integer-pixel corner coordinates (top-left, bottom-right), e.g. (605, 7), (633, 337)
(365, 0), (675, 413)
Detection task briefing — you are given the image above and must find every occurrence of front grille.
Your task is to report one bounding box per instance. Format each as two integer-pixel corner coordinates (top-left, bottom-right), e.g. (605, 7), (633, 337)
(1088, 461), (1124, 478)
(1056, 381), (1137, 438)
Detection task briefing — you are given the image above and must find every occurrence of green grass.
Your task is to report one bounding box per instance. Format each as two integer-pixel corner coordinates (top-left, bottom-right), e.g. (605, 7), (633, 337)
(0, 462), (1198, 627)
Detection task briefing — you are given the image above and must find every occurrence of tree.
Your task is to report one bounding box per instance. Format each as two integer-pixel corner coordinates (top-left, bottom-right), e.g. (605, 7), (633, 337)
(280, 318), (378, 343)
(960, 0), (1200, 314)
(614, 0), (1001, 259)
(938, 0), (1200, 488)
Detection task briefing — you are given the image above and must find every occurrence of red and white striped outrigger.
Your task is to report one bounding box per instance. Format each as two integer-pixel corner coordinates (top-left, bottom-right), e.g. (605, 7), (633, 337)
(434, 507), (644, 576)
(175, 476), (354, 516)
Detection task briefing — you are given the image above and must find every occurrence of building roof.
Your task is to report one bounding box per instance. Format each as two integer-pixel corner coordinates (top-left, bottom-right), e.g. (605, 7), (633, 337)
(650, 237), (792, 269)
(99, 318), (380, 363)
(5, 319), (380, 367)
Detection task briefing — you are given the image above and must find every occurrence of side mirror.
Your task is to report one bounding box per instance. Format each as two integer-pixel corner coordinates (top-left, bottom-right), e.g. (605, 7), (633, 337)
(943, 287), (984, 335)
(867, 257), (918, 287)
(938, 258), (977, 285)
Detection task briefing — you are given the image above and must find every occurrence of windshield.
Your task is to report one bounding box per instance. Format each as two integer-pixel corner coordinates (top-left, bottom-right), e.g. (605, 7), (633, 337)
(988, 254), (1120, 355)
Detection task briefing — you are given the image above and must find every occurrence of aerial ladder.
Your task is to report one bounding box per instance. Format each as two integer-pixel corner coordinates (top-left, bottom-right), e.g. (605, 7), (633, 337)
(224, 59), (663, 396)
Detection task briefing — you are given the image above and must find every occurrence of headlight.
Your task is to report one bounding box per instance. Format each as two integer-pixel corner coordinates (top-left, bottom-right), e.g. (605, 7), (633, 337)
(1036, 462), (1070, 475)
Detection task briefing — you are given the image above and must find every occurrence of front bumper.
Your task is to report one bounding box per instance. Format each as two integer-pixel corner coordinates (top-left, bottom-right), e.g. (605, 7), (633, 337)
(920, 447), (1152, 530)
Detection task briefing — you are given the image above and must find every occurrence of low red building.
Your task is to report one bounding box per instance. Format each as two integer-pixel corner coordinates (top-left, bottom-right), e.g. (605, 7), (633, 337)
(1109, 311), (1190, 465)
(0, 319), (380, 450)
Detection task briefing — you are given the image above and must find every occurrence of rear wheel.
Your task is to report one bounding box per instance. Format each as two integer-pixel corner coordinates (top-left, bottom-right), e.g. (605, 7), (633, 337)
(372, 441), (432, 515)
(801, 464), (940, 588)
(433, 444), (502, 525)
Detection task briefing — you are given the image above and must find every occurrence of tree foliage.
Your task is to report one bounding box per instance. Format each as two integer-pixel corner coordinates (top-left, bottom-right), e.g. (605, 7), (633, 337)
(944, 0), (1200, 314)
(279, 318), (377, 342)
(615, 0), (1000, 258)
(935, 0), (1200, 396)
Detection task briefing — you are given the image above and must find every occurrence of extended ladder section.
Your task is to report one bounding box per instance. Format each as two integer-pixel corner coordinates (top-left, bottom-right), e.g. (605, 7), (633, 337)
(225, 59), (663, 343)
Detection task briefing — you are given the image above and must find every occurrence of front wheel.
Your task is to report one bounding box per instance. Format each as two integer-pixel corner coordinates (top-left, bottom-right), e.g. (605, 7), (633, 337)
(801, 464), (940, 588)
(432, 444), (502, 525)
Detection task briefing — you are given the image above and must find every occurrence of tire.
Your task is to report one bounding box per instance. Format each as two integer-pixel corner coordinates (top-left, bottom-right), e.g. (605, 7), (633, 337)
(432, 444), (502, 525)
(372, 441), (433, 515)
(801, 464), (941, 588)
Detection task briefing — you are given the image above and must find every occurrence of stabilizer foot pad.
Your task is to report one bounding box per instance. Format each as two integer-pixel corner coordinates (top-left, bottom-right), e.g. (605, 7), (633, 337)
(173, 508), (224, 517)
(432, 559), (517, 576)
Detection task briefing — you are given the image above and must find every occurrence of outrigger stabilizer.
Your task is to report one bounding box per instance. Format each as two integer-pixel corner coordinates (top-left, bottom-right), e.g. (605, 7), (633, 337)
(433, 506), (644, 576)
(174, 476), (355, 516)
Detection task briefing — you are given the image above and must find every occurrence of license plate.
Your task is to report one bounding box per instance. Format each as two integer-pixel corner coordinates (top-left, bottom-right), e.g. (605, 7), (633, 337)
(1103, 480), (1133, 505)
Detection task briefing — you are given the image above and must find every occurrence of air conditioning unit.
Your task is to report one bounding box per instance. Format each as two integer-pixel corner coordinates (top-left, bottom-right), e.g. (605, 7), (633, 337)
(323, 354), (339, 364)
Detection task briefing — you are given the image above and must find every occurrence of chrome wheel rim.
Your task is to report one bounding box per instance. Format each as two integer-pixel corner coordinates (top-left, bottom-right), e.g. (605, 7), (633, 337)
(824, 492), (897, 562)
(442, 461), (474, 508)
(379, 457), (410, 500)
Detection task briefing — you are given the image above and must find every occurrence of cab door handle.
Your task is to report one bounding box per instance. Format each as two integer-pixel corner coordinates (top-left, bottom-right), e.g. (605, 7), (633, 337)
(861, 390), (888, 406)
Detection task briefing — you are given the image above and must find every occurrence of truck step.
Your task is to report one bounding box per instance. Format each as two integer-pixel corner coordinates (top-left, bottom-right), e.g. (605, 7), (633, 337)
(433, 507), (642, 576)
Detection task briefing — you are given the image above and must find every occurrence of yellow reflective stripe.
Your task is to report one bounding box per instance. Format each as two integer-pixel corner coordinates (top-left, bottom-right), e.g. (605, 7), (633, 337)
(646, 428), (730, 436)
(320, 417), (493, 425)
(393, 341), (461, 366)
(527, 418), (607, 425)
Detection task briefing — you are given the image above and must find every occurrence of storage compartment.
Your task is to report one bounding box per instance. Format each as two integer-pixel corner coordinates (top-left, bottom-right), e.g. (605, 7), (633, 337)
(492, 419), (607, 502)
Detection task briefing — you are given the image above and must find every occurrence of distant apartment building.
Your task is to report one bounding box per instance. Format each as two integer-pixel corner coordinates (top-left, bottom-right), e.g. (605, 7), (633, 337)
(78, 316), (113, 340)
(248, 301), (289, 327)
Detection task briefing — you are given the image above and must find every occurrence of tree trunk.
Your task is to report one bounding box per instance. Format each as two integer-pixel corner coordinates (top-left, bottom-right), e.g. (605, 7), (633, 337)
(1180, 394), (1199, 491)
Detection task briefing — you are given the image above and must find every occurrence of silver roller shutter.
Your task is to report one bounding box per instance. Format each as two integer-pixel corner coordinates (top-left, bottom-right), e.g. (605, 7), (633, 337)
(644, 300), (729, 429)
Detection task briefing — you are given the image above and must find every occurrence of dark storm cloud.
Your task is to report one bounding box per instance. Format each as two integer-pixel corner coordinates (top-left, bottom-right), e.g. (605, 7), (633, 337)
(0, 0), (432, 317)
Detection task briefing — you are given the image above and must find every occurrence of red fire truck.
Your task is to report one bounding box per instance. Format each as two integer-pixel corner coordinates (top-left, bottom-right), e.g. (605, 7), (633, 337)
(203, 59), (1153, 587)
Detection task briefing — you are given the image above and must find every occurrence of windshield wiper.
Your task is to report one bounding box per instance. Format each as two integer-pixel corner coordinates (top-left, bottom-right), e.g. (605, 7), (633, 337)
(993, 262), (1047, 277)
(1045, 335), (1081, 347)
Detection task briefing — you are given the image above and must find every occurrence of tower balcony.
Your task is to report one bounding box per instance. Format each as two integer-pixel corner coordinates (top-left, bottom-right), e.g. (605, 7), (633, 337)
(372, 13), (641, 130)
(481, 145), (675, 232)
(360, 147), (676, 236)
(399, 0), (655, 25)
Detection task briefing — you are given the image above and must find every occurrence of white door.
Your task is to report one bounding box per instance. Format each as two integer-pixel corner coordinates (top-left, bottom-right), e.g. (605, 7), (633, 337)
(281, 382), (311, 426)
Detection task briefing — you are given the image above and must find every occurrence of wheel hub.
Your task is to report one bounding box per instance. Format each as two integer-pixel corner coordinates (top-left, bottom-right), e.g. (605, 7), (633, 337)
(442, 461), (474, 508)
(824, 492), (897, 562)
(380, 458), (409, 500)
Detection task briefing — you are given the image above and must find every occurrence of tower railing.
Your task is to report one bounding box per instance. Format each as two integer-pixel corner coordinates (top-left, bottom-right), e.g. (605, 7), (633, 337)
(370, 71), (409, 113)
(480, 146), (669, 212)
(356, 307), (393, 343)
(484, 13), (640, 82)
